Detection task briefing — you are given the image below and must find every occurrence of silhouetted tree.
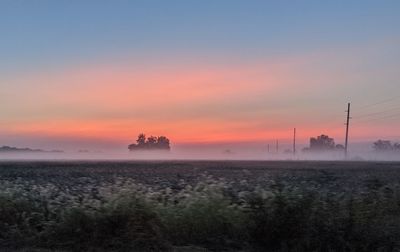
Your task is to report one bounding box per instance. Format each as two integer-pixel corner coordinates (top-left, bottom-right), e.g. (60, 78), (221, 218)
(373, 140), (394, 152)
(137, 133), (146, 146)
(147, 136), (158, 146)
(303, 134), (344, 152)
(310, 135), (335, 151)
(157, 136), (170, 149)
(129, 134), (171, 151)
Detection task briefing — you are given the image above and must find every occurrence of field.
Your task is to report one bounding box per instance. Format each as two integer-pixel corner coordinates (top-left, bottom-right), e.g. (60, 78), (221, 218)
(1, 160), (400, 251)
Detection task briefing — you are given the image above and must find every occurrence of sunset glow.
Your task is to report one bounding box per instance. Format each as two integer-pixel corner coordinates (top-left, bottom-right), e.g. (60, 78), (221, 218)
(1, 1), (399, 152)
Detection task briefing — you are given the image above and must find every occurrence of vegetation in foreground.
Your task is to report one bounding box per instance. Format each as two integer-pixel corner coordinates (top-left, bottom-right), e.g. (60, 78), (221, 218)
(0, 161), (400, 251)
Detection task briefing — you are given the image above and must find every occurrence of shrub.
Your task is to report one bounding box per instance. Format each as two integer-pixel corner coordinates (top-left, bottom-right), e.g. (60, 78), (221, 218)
(1, 169), (400, 251)
(44, 193), (170, 251)
(156, 182), (247, 250)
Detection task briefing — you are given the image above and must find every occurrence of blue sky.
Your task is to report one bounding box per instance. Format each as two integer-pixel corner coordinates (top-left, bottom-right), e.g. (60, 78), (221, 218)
(1, 1), (399, 72)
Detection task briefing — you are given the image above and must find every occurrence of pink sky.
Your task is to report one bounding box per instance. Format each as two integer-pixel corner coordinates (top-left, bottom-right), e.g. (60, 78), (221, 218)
(1, 41), (400, 151)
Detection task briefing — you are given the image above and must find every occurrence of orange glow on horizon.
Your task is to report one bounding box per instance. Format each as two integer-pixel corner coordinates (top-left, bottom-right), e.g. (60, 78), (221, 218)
(2, 53), (399, 148)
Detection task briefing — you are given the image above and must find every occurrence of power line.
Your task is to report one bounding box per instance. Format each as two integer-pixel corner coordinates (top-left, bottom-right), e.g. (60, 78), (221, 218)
(355, 95), (400, 111)
(354, 112), (400, 124)
(354, 106), (400, 119)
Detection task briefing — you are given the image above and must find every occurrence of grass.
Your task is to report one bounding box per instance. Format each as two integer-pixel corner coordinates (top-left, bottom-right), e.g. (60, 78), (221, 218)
(0, 160), (400, 251)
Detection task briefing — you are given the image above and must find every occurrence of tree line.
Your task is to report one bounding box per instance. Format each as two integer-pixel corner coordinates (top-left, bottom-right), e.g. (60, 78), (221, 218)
(373, 140), (400, 152)
(303, 134), (400, 153)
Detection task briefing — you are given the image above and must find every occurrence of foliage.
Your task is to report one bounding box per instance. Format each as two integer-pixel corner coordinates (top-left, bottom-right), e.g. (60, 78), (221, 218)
(303, 134), (344, 152)
(1, 161), (400, 251)
(128, 133), (171, 151)
(373, 139), (400, 152)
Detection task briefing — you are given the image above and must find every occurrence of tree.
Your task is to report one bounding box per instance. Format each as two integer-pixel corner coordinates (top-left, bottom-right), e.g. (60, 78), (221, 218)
(129, 134), (171, 151)
(137, 133), (146, 146)
(373, 140), (393, 152)
(157, 136), (170, 150)
(303, 134), (344, 152)
(310, 135), (335, 151)
(146, 136), (158, 146)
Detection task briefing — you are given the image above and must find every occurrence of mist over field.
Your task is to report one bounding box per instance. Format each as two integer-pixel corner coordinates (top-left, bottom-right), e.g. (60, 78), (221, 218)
(1, 141), (399, 161)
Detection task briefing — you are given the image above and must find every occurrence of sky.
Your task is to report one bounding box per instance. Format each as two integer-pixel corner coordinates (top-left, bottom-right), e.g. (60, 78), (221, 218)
(1, 1), (400, 153)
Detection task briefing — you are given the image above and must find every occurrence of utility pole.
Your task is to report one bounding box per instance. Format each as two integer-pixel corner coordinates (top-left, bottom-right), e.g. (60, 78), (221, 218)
(344, 102), (351, 159)
(267, 144), (270, 153)
(293, 128), (296, 156)
(276, 140), (279, 153)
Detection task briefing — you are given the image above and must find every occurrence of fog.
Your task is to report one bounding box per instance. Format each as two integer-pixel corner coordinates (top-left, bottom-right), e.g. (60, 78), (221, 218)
(1, 142), (399, 161)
